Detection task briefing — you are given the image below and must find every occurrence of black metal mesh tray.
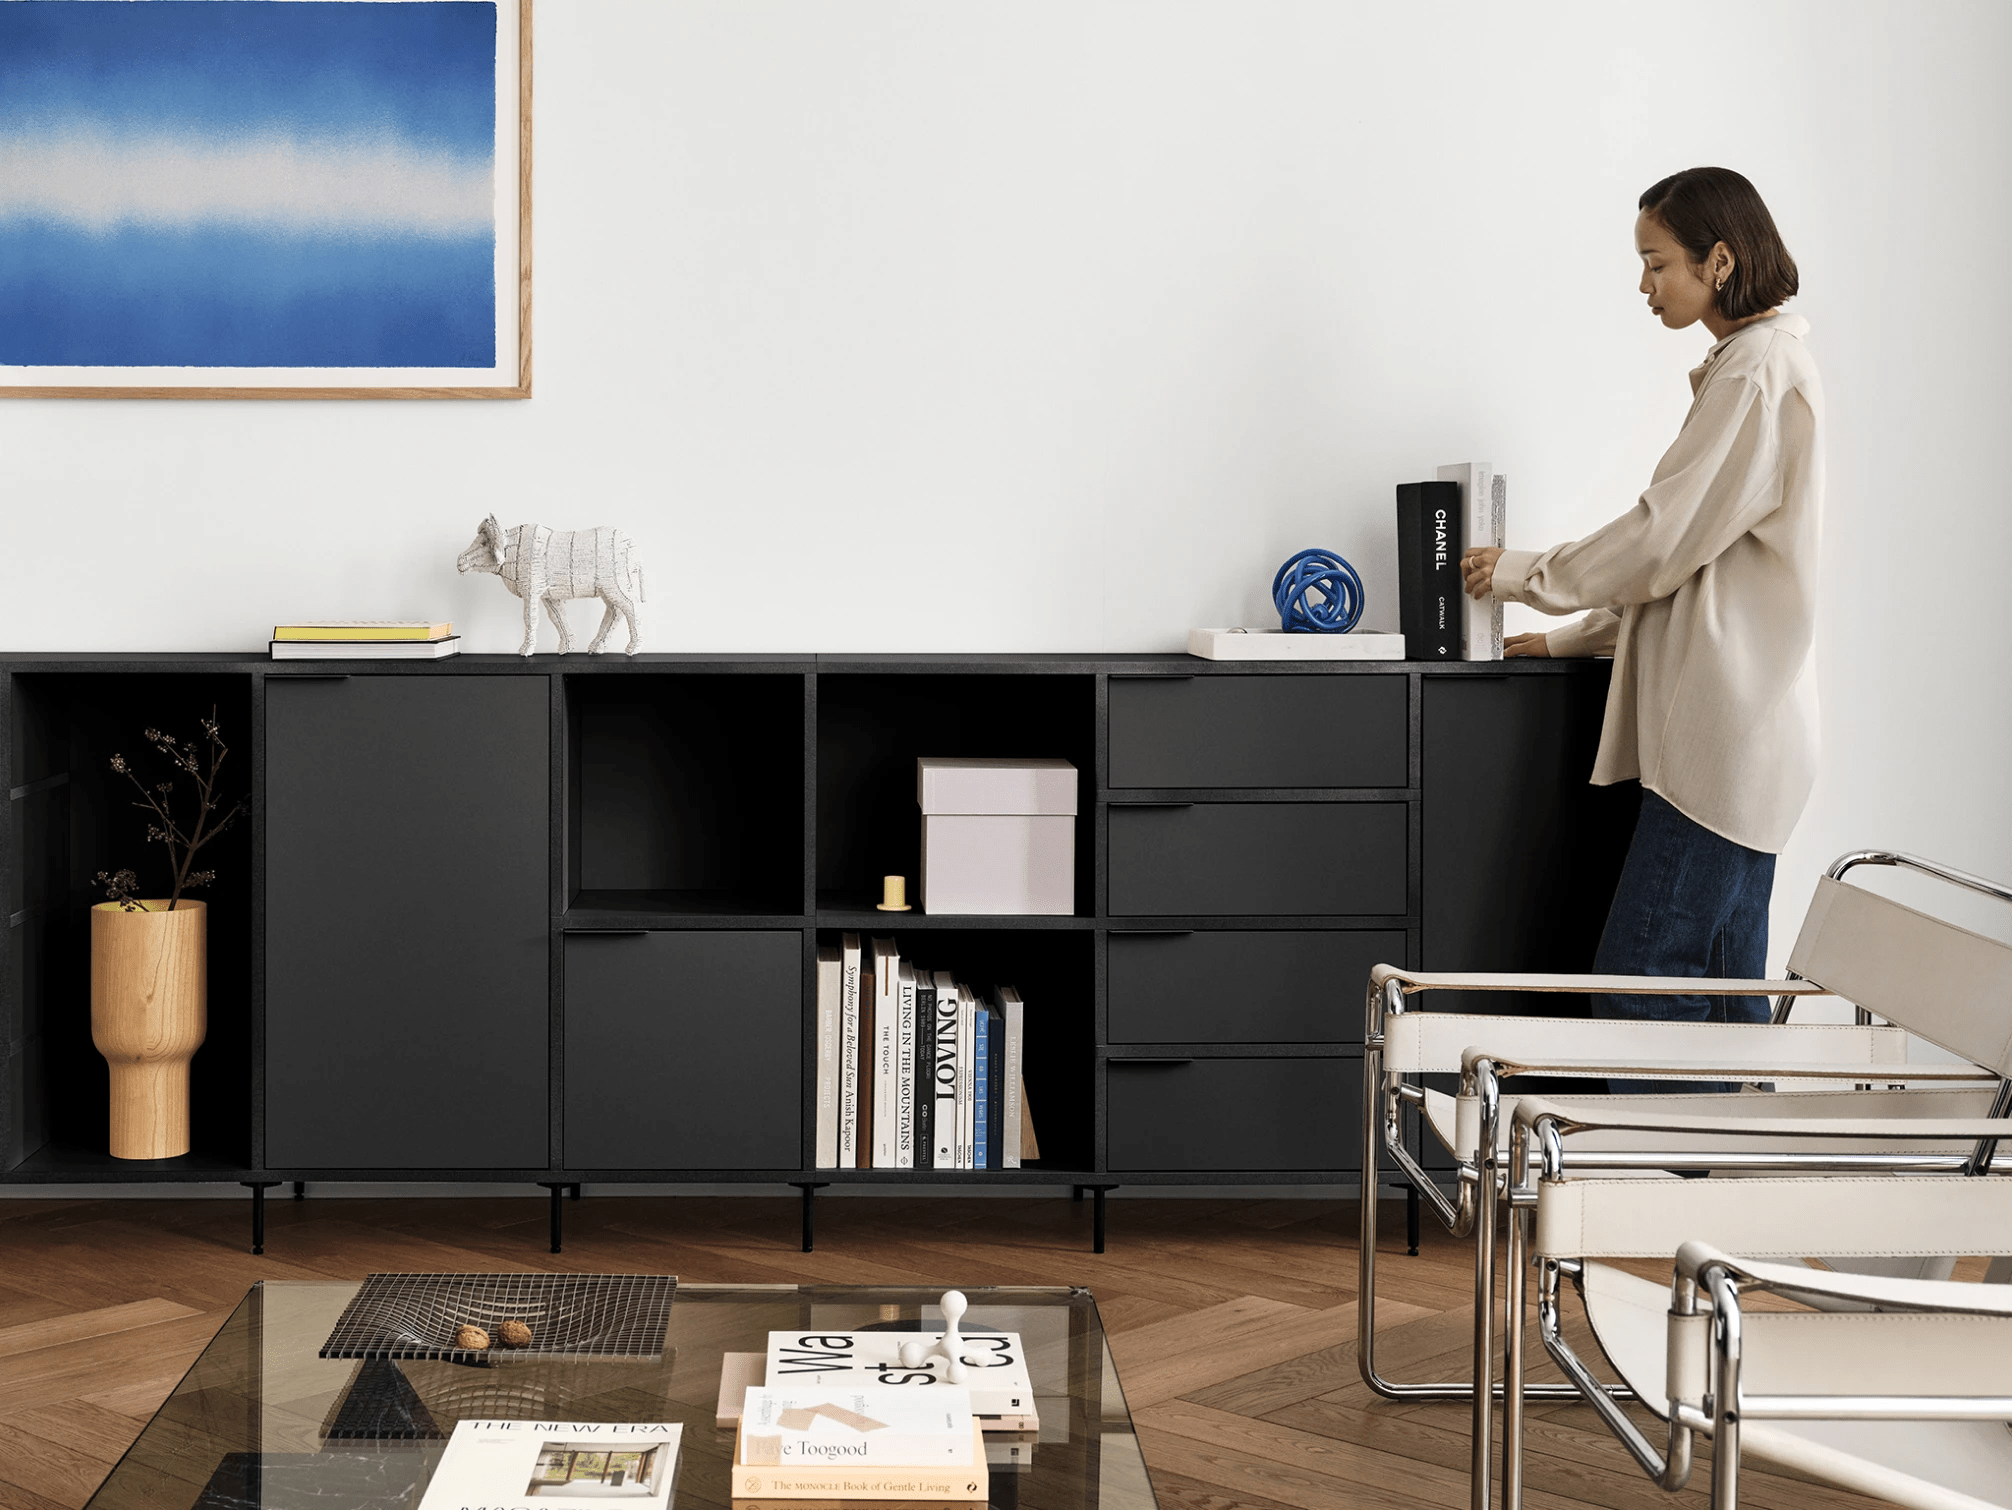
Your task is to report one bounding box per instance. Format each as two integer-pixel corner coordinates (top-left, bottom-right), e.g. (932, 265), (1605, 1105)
(318, 1272), (677, 1363)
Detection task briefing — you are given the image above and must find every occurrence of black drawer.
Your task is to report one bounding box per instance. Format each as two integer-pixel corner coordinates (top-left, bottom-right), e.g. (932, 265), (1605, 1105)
(1106, 1057), (1359, 1171)
(1109, 676), (1406, 788)
(565, 931), (801, 1170)
(1107, 802), (1406, 916)
(1108, 930), (1402, 1043)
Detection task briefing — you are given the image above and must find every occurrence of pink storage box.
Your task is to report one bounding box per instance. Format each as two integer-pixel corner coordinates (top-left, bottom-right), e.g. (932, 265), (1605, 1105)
(917, 757), (1077, 915)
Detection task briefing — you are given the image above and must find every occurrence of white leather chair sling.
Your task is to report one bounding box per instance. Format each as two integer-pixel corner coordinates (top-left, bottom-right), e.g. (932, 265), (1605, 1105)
(1356, 850), (2002, 1408)
(1673, 1241), (2012, 1510)
(1476, 853), (2012, 1510)
(1501, 1103), (2012, 1510)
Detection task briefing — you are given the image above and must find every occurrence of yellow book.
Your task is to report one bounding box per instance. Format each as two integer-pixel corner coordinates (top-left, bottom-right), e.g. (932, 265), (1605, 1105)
(273, 621), (452, 641)
(731, 1422), (986, 1502)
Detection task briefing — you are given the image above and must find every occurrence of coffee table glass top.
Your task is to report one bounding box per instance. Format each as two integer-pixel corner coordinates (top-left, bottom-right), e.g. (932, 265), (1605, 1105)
(85, 1282), (1156, 1510)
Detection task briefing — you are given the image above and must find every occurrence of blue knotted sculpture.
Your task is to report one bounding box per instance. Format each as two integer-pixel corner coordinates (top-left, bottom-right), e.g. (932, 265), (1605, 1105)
(1271, 548), (1365, 633)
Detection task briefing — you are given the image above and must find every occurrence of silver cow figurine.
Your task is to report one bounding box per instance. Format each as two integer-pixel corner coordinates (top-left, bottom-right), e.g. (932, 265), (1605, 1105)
(456, 515), (645, 656)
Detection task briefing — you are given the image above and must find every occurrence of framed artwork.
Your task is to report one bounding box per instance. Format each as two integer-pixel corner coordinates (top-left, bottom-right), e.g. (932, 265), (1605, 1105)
(0, 0), (531, 399)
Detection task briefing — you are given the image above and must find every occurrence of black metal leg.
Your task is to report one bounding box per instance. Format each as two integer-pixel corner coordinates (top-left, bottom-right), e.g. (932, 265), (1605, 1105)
(292, 1181), (305, 1200)
(1093, 1186), (1110, 1253)
(792, 1182), (827, 1252)
(243, 1182), (280, 1254)
(539, 1183), (564, 1253)
(569, 1183), (581, 1200)
(1072, 1185), (1084, 1203)
(1406, 1184), (1420, 1256)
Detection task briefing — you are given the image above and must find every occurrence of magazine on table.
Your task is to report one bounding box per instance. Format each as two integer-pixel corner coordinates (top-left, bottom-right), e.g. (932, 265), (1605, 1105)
(416, 1419), (683, 1509)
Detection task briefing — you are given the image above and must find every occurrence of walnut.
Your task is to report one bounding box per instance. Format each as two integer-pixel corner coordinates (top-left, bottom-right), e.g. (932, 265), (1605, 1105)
(498, 1320), (533, 1348)
(453, 1324), (492, 1351)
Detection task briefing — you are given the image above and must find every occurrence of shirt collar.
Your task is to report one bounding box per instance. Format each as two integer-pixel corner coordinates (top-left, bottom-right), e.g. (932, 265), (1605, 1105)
(1706, 310), (1808, 360)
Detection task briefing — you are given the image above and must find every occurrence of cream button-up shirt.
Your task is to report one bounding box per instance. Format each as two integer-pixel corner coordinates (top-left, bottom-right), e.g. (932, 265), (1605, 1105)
(1490, 312), (1823, 854)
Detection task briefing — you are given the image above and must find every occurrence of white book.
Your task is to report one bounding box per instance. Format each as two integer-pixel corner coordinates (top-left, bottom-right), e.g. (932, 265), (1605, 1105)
(417, 1419), (682, 1510)
(764, 1328), (1039, 1426)
(815, 947), (841, 1169)
(895, 961), (917, 1169)
(739, 1386), (975, 1468)
(997, 986), (1024, 1170)
(957, 987), (976, 1170)
(871, 938), (898, 1168)
(1438, 461), (1505, 660)
(838, 935), (863, 1167)
(931, 970), (959, 1168)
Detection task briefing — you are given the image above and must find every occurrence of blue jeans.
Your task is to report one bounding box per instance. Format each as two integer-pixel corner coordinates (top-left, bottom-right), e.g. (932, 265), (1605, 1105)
(1592, 788), (1776, 1093)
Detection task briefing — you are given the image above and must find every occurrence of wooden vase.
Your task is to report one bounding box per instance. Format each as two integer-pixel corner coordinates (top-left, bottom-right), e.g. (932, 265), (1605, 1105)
(90, 900), (206, 1160)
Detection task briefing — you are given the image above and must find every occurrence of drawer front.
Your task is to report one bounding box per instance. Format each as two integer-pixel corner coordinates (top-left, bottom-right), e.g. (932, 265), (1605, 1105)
(1108, 930), (1403, 1044)
(1109, 676), (1406, 789)
(1108, 802), (1406, 916)
(1106, 1057), (1360, 1172)
(565, 931), (801, 1170)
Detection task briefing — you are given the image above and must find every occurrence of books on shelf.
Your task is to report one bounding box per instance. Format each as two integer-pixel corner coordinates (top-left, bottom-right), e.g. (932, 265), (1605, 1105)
(270, 620), (460, 660)
(269, 636), (460, 660)
(819, 938), (1039, 1175)
(1437, 461), (1507, 661)
(416, 1419), (683, 1510)
(1395, 479), (1462, 660)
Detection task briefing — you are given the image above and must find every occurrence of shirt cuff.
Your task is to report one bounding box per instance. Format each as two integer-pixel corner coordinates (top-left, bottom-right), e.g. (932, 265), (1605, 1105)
(1544, 611), (1620, 658)
(1490, 549), (1541, 604)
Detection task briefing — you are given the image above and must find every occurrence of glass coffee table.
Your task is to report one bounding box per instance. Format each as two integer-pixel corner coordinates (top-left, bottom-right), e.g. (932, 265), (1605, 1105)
(84, 1282), (1157, 1510)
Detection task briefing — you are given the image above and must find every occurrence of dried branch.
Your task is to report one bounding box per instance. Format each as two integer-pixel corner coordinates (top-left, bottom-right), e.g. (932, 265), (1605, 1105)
(106, 707), (247, 910)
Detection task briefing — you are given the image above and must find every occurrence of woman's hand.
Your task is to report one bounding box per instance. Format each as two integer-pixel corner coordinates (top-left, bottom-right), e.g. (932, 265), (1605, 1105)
(1504, 632), (1550, 658)
(1461, 546), (1503, 599)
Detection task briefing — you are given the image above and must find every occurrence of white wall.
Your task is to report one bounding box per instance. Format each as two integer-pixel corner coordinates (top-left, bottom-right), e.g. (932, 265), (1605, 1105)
(4, 1), (2007, 957)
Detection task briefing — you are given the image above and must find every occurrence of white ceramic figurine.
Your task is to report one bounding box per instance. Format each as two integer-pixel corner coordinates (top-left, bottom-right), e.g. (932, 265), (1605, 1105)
(456, 515), (644, 656)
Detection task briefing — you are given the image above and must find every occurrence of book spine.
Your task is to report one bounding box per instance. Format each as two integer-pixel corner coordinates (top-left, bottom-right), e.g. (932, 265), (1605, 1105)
(956, 989), (975, 1170)
(1440, 463), (1501, 661)
(730, 1462), (988, 1499)
(985, 1006), (1004, 1170)
(1489, 472), (1508, 657)
(815, 950), (841, 1169)
(932, 977), (959, 1168)
(1000, 991), (1023, 1170)
(858, 948), (875, 1171)
(896, 967), (917, 1170)
(914, 980), (936, 1169)
(838, 936), (862, 1167)
(872, 943), (896, 1168)
(973, 1006), (990, 1171)
(1397, 480), (1462, 660)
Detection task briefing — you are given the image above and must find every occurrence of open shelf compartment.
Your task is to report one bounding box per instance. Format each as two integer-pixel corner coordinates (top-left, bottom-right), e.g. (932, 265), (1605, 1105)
(4, 672), (254, 1175)
(565, 673), (807, 920)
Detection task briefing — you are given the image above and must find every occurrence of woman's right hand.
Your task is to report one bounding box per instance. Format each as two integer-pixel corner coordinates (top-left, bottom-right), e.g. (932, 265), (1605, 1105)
(1504, 632), (1550, 659)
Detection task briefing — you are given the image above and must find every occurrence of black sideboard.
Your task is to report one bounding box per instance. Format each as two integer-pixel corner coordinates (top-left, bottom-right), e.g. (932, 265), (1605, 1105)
(1, 653), (1635, 1250)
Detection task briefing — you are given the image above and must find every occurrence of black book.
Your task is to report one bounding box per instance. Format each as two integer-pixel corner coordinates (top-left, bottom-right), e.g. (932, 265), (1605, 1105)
(1396, 480), (1464, 660)
(914, 975), (937, 1169)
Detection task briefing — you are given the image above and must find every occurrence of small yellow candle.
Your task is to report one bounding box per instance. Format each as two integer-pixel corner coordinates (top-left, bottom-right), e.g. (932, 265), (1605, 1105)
(876, 875), (912, 912)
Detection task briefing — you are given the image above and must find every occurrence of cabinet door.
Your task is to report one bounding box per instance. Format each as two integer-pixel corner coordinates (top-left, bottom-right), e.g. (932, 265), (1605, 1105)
(265, 676), (550, 1169)
(1107, 929), (1404, 1044)
(564, 931), (800, 1170)
(1421, 673), (1636, 1014)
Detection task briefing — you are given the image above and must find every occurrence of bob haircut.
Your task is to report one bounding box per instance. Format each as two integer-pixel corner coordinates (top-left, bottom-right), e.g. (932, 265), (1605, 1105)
(1639, 167), (1799, 321)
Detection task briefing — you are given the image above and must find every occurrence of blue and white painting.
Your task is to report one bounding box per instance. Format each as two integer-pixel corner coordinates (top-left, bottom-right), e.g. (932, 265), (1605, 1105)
(0, 1), (499, 370)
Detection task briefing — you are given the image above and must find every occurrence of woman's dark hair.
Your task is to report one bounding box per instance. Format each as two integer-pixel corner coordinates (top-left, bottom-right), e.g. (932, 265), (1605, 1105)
(1639, 167), (1798, 320)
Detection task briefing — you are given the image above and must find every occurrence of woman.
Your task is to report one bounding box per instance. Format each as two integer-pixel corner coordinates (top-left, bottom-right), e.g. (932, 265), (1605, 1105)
(1460, 166), (1820, 1029)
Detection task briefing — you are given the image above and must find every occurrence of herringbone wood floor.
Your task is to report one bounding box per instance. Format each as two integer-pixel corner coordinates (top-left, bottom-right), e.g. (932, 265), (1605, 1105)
(0, 1193), (1884, 1509)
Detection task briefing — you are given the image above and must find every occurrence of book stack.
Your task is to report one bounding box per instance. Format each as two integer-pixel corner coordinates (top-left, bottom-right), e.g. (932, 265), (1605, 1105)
(814, 936), (1038, 1172)
(1396, 462), (1507, 661)
(731, 1386), (988, 1503)
(270, 621), (460, 659)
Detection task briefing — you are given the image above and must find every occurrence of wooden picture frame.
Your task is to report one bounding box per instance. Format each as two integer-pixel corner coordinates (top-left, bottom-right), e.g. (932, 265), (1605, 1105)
(0, 0), (532, 399)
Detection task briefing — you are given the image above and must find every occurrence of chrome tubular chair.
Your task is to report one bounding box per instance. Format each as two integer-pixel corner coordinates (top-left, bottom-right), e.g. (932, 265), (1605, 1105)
(1472, 851), (2012, 1509)
(1501, 1102), (2012, 1510)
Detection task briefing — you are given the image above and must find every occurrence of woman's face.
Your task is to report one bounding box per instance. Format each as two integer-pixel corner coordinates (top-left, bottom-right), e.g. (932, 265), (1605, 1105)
(1635, 210), (1720, 330)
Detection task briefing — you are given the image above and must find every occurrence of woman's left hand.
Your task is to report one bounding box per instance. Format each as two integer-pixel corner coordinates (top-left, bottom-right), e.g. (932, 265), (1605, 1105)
(1461, 546), (1503, 599)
